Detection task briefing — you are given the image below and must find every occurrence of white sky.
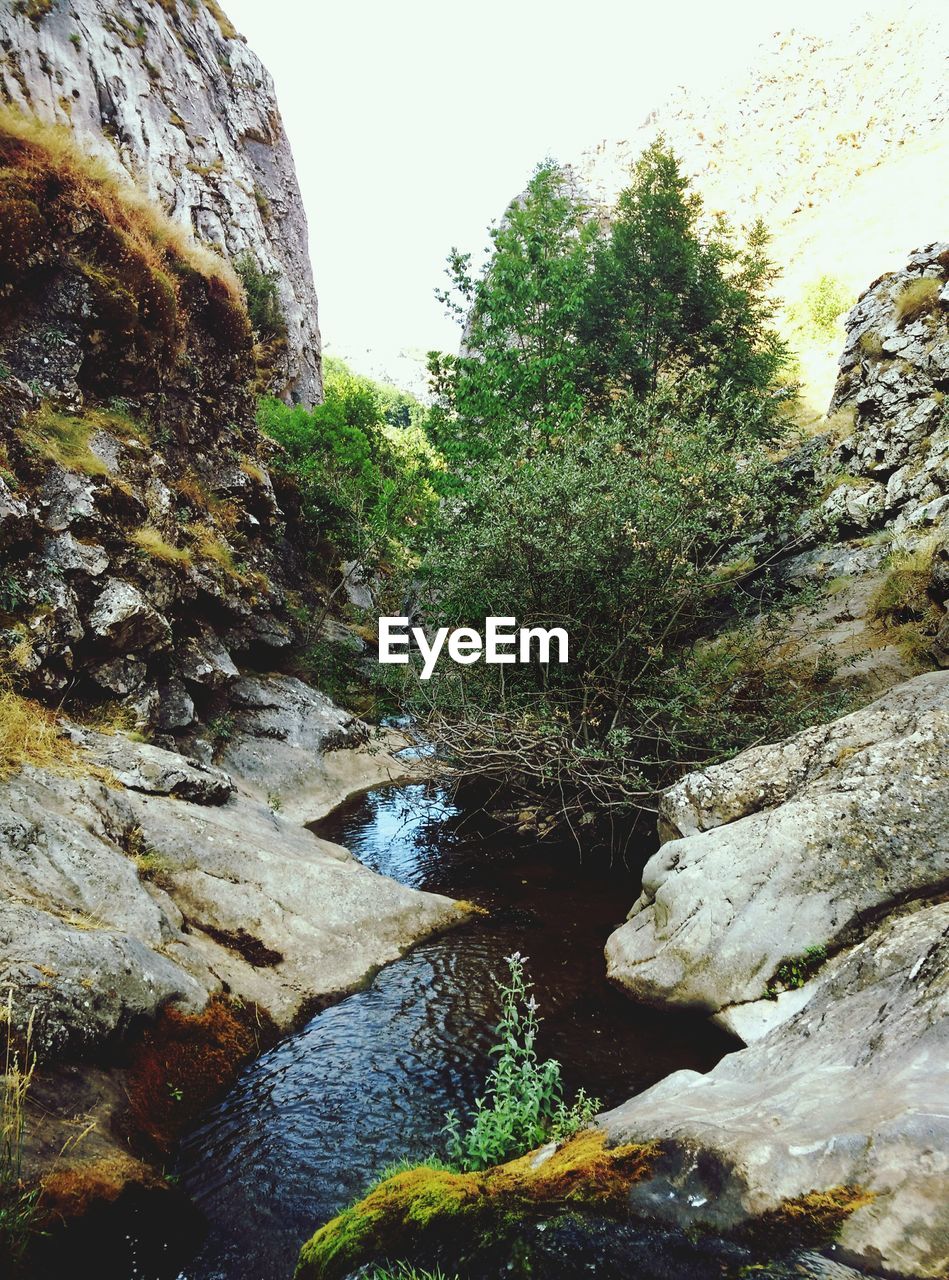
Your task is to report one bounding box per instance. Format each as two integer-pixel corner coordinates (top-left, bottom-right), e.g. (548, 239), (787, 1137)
(224, 0), (890, 389)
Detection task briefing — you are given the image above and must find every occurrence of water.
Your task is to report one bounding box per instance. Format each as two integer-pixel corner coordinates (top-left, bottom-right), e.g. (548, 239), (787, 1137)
(170, 780), (735, 1280)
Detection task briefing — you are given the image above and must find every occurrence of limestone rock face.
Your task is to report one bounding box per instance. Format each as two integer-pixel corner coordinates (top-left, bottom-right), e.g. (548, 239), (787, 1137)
(606, 671), (949, 1015)
(602, 902), (949, 1279)
(0, 0), (321, 405)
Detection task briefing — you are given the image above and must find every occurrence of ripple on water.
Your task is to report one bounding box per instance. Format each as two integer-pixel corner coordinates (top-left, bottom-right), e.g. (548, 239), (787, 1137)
(172, 784), (735, 1280)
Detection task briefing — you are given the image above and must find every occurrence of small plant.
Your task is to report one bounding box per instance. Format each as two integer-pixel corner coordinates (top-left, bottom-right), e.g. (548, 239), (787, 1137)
(0, 992), (38, 1271)
(364, 1266), (457, 1280)
(765, 945), (828, 999)
(166, 1082), (183, 1103)
(207, 712), (235, 750)
(443, 954), (600, 1171)
(234, 251), (286, 339)
(267, 790), (282, 813)
(0, 574), (27, 615)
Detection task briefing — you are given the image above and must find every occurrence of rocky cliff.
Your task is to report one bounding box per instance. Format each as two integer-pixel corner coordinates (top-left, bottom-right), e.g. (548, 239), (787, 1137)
(0, 0), (321, 405)
(601, 249), (949, 1278)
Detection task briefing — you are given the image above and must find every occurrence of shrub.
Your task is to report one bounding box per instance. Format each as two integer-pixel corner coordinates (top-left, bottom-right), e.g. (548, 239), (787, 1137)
(234, 251), (286, 339)
(443, 954), (599, 1172)
(797, 274), (853, 341)
(894, 277), (941, 327)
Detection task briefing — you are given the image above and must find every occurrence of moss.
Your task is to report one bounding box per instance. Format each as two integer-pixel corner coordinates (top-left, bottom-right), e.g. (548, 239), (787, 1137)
(125, 998), (276, 1153)
(295, 1132), (658, 1280)
(738, 1186), (874, 1251)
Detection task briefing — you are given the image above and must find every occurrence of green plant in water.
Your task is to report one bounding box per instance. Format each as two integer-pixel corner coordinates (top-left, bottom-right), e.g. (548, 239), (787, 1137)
(364, 1265), (458, 1280)
(444, 954), (599, 1171)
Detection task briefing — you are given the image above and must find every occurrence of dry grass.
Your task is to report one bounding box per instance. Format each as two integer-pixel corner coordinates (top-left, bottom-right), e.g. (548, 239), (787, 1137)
(0, 675), (74, 780)
(239, 457), (267, 485)
(19, 406), (111, 476)
(0, 104), (240, 295)
(130, 525), (193, 566)
(894, 276), (941, 327)
(186, 521), (237, 573)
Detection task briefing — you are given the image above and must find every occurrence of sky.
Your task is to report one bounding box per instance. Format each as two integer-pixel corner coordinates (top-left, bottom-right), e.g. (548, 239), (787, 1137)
(224, 0), (889, 392)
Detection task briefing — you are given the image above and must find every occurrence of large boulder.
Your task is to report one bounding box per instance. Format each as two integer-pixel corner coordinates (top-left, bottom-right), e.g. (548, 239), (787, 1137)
(605, 671), (949, 1016)
(219, 674), (417, 823)
(601, 902), (949, 1279)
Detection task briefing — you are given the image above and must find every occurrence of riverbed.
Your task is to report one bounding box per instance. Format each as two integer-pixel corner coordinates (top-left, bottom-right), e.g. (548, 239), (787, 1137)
(169, 779), (734, 1280)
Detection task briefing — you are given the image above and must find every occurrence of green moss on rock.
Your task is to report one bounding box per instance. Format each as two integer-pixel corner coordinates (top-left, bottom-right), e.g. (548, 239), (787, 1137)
(295, 1131), (658, 1280)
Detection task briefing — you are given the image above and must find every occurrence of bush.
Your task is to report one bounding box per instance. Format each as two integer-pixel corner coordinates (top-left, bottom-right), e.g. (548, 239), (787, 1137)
(234, 251), (286, 339)
(258, 359), (440, 564)
(797, 275), (853, 341)
(443, 954), (599, 1171)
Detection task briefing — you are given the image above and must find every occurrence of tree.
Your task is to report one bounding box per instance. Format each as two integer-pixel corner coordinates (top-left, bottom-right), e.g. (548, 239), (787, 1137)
(427, 162), (600, 468)
(577, 139), (788, 417)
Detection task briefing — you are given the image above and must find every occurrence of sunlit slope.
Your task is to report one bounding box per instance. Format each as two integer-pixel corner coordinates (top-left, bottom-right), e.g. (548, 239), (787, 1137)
(580, 2), (949, 413)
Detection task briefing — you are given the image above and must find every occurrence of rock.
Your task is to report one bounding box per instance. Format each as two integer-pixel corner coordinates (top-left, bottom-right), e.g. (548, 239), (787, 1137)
(178, 629), (240, 691)
(0, 473), (30, 541)
(80, 731), (234, 804)
(88, 581), (172, 653)
(606, 672), (949, 1014)
(601, 902), (949, 1279)
(0, 736), (468, 1050)
(220, 674), (417, 823)
(90, 657), (147, 698)
(934, 614), (949, 668)
(156, 679), (197, 732)
(43, 532), (109, 579)
(0, 0), (321, 405)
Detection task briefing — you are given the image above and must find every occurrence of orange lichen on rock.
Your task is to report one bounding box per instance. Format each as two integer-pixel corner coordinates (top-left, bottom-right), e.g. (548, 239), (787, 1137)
(125, 997), (276, 1153)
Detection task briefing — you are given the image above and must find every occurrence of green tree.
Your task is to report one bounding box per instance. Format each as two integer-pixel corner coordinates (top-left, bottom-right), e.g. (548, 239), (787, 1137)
(577, 139), (787, 414)
(427, 161), (600, 468)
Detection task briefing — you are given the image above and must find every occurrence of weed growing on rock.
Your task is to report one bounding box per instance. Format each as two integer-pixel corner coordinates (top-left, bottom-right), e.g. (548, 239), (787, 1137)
(894, 277), (941, 327)
(444, 954), (600, 1171)
(0, 993), (38, 1272)
(765, 944), (827, 998)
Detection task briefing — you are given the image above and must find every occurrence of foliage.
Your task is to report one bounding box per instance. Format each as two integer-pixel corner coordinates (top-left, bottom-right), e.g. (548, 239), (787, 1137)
(428, 142), (789, 470)
(796, 275), (853, 341)
(578, 140), (788, 411)
(443, 954), (599, 1172)
(258, 358), (440, 564)
(234, 251), (286, 340)
(429, 162), (598, 467)
(765, 945), (828, 999)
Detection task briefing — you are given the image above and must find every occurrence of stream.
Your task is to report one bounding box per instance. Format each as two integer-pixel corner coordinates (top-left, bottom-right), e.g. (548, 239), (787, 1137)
(169, 779), (735, 1280)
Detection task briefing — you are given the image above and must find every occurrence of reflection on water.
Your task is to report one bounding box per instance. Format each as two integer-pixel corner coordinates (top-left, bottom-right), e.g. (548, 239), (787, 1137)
(175, 783), (734, 1280)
